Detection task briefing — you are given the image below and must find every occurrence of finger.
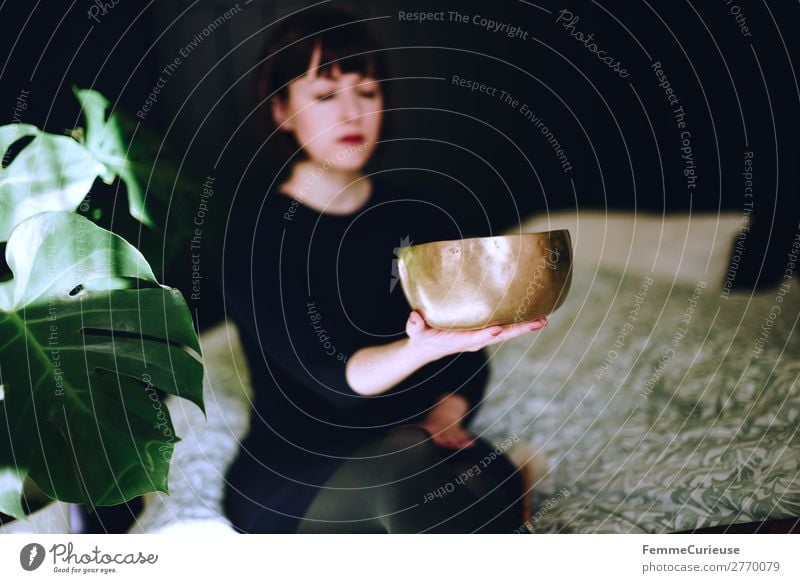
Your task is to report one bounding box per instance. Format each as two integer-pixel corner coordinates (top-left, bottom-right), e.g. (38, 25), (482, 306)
(514, 317), (547, 331)
(456, 436), (475, 448)
(484, 326), (504, 340)
(481, 318), (546, 346)
(432, 432), (455, 448)
(488, 317), (546, 338)
(434, 428), (463, 449)
(438, 438), (459, 449)
(508, 317), (548, 336)
(447, 427), (475, 448)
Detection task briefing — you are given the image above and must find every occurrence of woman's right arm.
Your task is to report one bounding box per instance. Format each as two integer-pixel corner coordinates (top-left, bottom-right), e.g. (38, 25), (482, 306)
(345, 310), (547, 396)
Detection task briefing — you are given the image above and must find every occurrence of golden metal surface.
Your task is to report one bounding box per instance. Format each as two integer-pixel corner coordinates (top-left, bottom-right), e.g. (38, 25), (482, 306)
(397, 230), (573, 330)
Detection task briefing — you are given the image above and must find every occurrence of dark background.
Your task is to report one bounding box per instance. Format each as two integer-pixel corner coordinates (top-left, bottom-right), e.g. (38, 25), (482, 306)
(1, 0), (798, 325)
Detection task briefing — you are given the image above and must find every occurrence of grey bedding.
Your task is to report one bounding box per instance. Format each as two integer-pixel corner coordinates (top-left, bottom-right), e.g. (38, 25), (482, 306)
(471, 264), (799, 533)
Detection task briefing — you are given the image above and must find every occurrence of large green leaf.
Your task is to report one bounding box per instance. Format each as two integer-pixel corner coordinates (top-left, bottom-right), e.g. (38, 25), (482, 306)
(0, 212), (203, 518)
(73, 87), (159, 229)
(73, 87), (199, 274)
(0, 124), (106, 241)
(1, 88), (199, 271)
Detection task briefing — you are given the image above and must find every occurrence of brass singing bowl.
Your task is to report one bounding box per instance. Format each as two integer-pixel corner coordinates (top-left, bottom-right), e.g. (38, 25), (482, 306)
(397, 230), (573, 330)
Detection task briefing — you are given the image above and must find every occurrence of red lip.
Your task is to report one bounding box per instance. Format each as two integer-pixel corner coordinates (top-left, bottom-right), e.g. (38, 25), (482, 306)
(339, 134), (365, 144)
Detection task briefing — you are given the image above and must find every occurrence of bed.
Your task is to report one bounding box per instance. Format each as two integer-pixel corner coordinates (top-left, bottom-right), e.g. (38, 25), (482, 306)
(127, 210), (799, 534)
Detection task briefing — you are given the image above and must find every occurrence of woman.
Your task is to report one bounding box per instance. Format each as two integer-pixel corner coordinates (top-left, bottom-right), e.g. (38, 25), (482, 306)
(223, 5), (547, 533)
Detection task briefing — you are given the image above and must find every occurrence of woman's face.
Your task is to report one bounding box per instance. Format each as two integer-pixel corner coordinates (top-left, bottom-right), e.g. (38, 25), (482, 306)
(272, 44), (384, 171)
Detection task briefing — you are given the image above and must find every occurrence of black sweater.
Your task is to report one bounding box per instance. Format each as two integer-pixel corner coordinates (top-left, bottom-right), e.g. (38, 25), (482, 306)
(223, 177), (490, 532)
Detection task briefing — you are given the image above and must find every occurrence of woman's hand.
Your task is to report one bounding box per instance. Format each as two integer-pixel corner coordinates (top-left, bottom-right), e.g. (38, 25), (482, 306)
(416, 393), (475, 449)
(405, 310), (548, 361)
(344, 311), (544, 398)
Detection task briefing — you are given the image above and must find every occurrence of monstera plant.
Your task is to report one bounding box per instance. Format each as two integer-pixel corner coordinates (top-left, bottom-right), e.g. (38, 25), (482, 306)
(0, 88), (203, 524)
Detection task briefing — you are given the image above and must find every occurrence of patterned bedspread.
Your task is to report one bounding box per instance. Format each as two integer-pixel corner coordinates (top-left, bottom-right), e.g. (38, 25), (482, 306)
(471, 263), (799, 533)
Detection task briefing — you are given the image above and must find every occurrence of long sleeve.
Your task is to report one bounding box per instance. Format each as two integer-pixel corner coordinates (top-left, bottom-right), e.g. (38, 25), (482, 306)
(226, 224), (370, 411)
(229, 293), (368, 410)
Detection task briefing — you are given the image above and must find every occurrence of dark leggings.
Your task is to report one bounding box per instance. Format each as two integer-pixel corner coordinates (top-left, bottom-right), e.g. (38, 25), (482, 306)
(295, 426), (527, 533)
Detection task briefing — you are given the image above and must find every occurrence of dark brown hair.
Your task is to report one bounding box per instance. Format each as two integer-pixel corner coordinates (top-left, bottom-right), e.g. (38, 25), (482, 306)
(253, 4), (390, 158)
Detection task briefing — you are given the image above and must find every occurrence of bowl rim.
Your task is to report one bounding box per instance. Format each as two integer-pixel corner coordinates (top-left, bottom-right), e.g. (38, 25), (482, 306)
(398, 229), (572, 252)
